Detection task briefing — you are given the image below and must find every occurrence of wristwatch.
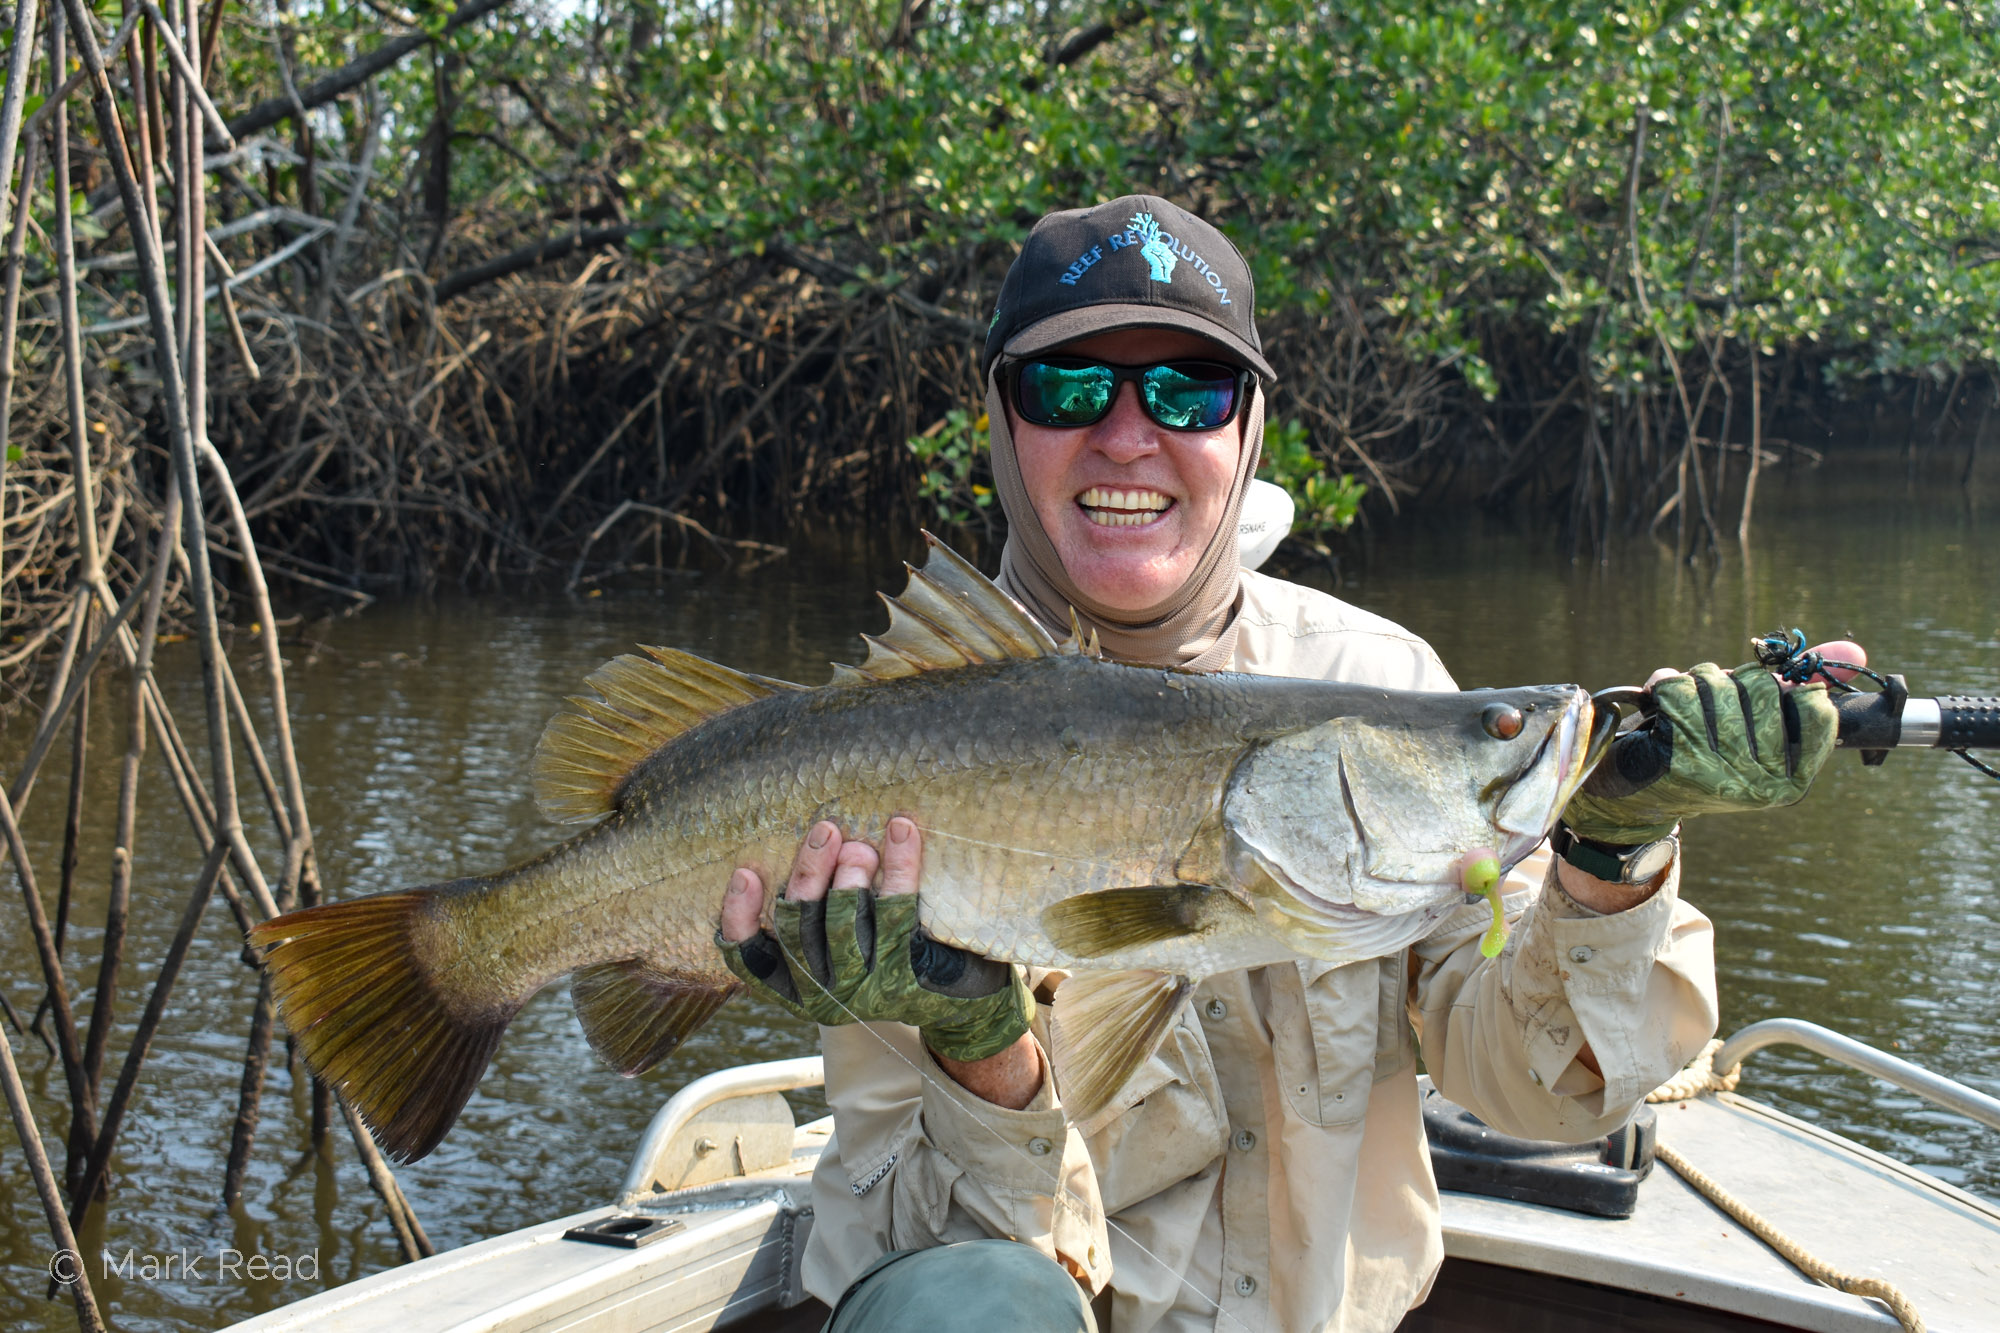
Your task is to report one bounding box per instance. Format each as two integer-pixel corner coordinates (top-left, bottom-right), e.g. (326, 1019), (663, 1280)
(1550, 822), (1679, 886)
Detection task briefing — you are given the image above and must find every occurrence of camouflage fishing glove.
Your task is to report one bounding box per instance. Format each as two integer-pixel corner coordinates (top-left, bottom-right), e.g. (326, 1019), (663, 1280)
(719, 891), (1033, 1063)
(1563, 660), (1838, 844)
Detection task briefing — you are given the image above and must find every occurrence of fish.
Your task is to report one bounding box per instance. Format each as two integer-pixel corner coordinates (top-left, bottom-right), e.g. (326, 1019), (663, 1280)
(250, 536), (1613, 1161)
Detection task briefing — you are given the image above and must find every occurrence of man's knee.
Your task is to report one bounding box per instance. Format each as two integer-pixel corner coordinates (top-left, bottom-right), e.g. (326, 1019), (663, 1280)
(825, 1239), (1097, 1332)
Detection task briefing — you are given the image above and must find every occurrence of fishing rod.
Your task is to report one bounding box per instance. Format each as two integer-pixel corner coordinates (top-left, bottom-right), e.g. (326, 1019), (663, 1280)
(1590, 629), (2000, 787)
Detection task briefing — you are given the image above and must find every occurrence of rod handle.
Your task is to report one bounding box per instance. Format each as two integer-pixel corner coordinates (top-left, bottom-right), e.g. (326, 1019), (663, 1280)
(1832, 691), (2000, 750)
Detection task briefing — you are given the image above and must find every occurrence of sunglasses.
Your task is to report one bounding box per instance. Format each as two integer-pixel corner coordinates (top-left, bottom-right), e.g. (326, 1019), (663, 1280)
(1009, 357), (1248, 432)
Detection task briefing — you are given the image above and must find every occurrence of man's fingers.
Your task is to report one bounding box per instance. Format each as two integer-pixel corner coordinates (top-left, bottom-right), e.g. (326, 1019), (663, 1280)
(787, 820), (841, 903)
(720, 867), (765, 943)
(881, 817), (923, 897)
(1785, 639), (1868, 691)
(1644, 666), (1685, 690)
(831, 839), (879, 893)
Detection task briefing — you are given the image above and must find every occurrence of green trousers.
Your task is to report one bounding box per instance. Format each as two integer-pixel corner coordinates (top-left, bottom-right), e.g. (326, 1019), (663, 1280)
(823, 1240), (1099, 1332)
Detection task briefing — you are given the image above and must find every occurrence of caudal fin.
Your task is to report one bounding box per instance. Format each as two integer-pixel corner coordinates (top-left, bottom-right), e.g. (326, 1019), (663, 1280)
(250, 889), (516, 1162)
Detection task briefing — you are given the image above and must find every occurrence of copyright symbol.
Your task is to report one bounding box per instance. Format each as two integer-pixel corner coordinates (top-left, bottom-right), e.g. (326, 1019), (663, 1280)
(48, 1248), (80, 1285)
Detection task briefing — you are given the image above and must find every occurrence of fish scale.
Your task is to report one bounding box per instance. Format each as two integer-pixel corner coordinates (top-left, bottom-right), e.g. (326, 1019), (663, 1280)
(250, 536), (1607, 1161)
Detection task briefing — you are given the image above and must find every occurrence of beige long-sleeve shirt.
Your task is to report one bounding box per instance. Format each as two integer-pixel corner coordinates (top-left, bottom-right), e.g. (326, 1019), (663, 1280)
(802, 570), (1720, 1331)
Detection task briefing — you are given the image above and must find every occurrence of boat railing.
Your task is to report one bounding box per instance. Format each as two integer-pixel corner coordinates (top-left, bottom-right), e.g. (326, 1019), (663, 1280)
(619, 1056), (828, 1202)
(1714, 1018), (2000, 1133)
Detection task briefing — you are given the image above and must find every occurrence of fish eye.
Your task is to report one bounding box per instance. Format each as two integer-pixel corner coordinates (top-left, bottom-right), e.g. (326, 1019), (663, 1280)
(1481, 703), (1525, 740)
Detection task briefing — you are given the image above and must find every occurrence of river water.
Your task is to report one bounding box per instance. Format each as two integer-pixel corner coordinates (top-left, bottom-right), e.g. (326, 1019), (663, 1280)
(2, 450), (1996, 1330)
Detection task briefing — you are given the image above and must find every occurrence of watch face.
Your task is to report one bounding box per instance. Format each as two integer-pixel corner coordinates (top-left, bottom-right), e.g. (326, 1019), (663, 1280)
(1628, 839), (1677, 883)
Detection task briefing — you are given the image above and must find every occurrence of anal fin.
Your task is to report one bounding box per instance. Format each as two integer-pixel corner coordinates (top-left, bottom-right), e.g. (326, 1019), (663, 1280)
(1048, 968), (1192, 1124)
(571, 961), (739, 1076)
(1041, 884), (1251, 959)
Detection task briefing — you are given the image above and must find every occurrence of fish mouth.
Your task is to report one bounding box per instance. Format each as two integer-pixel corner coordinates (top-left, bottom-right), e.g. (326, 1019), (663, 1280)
(1549, 690), (1610, 817)
(1582, 693), (1621, 775)
(1490, 688), (1601, 855)
(1077, 486), (1175, 528)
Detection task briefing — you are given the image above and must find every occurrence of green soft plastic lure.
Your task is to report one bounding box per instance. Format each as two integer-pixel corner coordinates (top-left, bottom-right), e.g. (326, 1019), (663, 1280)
(1463, 855), (1507, 957)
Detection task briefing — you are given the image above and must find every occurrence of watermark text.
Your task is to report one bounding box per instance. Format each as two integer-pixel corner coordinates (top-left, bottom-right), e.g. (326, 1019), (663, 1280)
(48, 1245), (320, 1284)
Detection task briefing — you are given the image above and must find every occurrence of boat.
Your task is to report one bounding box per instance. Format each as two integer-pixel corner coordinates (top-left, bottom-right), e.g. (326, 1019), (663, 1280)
(223, 1017), (2000, 1333)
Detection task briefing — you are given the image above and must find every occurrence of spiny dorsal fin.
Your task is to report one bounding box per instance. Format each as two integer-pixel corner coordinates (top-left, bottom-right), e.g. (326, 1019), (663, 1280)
(534, 647), (803, 823)
(1060, 607), (1104, 659)
(828, 532), (1062, 686)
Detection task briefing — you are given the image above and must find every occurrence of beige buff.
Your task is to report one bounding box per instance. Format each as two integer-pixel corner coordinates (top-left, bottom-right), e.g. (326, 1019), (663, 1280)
(982, 362), (1266, 671)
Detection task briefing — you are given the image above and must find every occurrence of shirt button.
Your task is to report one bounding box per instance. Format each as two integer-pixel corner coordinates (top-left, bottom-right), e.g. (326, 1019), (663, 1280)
(1205, 998), (1228, 1020)
(1233, 1128), (1256, 1152)
(1235, 1275), (1257, 1297)
(1028, 1137), (1053, 1156)
(1569, 945), (1595, 964)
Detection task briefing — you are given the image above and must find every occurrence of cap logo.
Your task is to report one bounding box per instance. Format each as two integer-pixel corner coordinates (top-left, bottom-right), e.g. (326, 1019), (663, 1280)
(1129, 211), (1178, 283)
(1054, 208), (1231, 306)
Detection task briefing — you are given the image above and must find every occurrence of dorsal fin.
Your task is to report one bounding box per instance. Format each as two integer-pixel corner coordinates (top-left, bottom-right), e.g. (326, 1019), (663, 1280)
(534, 647), (803, 823)
(828, 532), (1068, 686)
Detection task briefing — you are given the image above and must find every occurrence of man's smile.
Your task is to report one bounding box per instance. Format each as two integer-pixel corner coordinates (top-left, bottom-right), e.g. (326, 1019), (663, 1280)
(1077, 486), (1175, 528)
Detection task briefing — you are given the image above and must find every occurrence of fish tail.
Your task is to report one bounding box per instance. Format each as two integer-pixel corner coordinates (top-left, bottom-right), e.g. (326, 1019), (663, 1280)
(250, 883), (516, 1163)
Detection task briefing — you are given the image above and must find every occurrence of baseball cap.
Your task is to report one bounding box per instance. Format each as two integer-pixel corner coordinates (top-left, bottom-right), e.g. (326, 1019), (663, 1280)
(983, 194), (1274, 382)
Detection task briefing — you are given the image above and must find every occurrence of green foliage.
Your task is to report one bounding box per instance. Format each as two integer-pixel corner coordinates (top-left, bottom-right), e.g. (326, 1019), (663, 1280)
(203, 0), (1999, 489)
(906, 408), (995, 527)
(1258, 419), (1367, 539)
(588, 0), (1998, 384)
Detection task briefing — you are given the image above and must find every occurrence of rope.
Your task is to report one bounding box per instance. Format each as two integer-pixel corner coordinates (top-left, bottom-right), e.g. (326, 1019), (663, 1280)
(1646, 1037), (1741, 1102)
(1646, 1040), (1926, 1333)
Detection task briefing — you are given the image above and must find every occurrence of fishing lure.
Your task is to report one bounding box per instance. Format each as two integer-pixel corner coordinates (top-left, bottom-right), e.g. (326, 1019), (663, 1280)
(1462, 854), (1507, 957)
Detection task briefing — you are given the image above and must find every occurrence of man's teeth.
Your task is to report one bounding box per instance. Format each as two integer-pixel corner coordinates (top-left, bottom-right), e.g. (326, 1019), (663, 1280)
(1079, 487), (1172, 527)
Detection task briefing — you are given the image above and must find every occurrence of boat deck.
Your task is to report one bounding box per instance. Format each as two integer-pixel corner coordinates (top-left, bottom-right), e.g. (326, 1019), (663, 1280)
(226, 1087), (2000, 1333)
(1442, 1088), (2000, 1331)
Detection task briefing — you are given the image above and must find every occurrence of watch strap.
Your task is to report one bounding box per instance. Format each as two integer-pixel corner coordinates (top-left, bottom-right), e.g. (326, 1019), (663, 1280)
(1552, 822), (1678, 885)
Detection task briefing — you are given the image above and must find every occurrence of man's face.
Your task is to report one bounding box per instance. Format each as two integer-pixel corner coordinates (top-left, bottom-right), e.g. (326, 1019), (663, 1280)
(1006, 328), (1245, 614)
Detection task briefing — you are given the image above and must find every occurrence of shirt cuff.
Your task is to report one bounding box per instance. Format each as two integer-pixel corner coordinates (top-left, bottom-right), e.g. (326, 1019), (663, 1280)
(918, 1038), (1074, 1189)
(1524, 858), (1685, 1109)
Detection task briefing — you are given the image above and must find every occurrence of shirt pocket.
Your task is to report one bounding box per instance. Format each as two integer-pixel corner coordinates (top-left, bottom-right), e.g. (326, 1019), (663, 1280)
(1084, 1015), (1229, 1216)
(1267, 955), (1407, 1128)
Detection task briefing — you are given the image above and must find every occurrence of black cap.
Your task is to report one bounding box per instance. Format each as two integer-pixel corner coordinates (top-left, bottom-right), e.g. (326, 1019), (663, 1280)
(984, 195), (1273, 382)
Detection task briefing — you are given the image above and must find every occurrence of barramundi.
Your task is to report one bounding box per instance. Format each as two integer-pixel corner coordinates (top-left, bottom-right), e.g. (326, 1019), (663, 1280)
(252, 537), (1612, 1161)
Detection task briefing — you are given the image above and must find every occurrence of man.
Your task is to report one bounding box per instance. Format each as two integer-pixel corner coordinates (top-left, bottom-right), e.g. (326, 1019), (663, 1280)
(717, 196), (1836, 1331)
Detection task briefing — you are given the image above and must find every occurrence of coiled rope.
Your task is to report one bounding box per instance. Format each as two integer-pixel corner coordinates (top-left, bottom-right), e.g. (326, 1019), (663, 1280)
(1647, 1039), (1925, 1333)
(1645, 1036), (1742, 1103)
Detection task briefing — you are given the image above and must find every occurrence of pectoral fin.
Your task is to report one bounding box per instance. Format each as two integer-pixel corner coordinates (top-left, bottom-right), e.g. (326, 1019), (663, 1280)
(1047, 968), (1192, 1123)
(1040, 884), (1253, 959)
(570, 961), (739, 1076)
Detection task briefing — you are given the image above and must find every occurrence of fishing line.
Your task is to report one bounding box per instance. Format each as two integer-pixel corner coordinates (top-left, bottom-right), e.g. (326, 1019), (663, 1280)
(768, 931), (1251, 1331)
(1953, 749), (2000, 782)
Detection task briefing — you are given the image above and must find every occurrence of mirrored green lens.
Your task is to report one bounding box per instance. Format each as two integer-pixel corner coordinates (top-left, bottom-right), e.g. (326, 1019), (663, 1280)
(1141, 363), (1240, 430)
(1016, 362), (1114, 425)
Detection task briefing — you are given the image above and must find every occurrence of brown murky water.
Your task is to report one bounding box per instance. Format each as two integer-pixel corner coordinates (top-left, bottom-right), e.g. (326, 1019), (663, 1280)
(3, 448), (1996, 1330)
